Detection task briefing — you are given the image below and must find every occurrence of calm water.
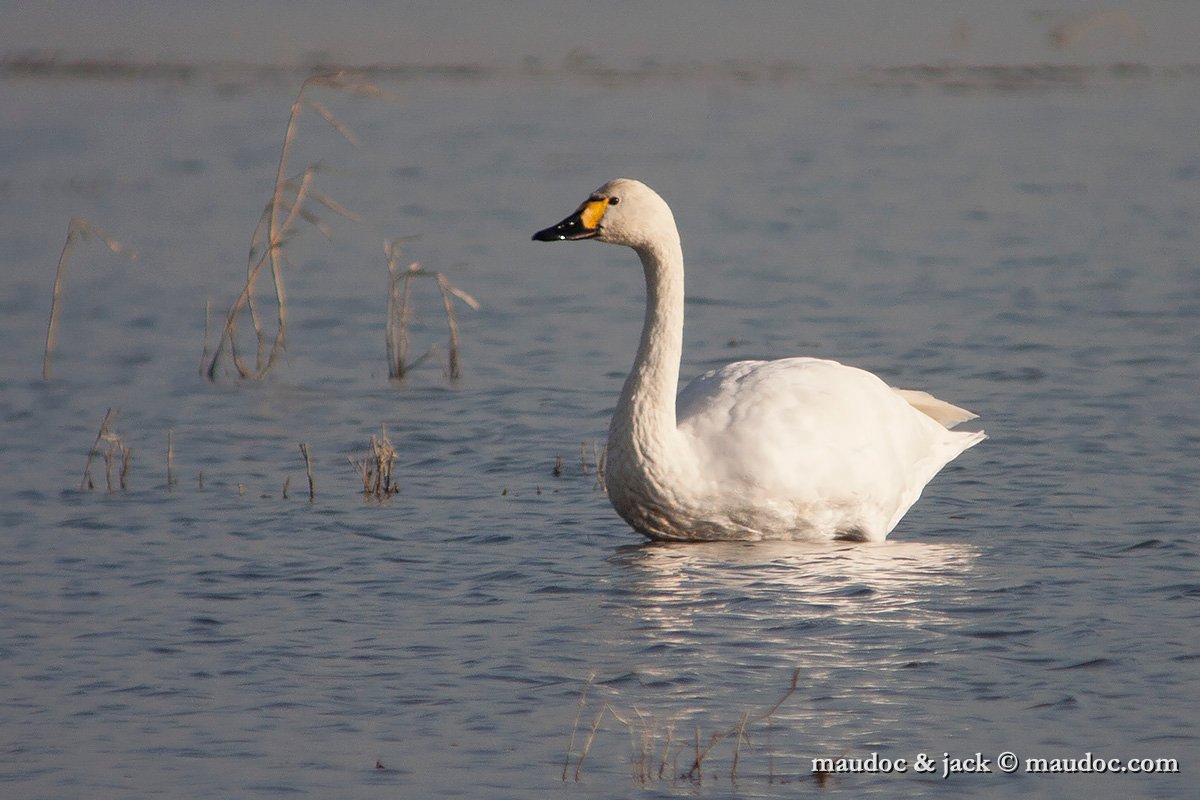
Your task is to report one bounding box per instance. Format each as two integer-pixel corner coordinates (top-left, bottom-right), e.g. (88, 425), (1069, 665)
(2, 12), (1199, 798)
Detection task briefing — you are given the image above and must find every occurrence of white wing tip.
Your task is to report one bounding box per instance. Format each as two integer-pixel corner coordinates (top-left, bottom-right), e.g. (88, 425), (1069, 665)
(893, 388), (981, 429)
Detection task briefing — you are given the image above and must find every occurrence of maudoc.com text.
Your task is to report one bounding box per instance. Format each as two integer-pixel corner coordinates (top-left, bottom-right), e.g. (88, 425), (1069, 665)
(810, 751), (1180, 780)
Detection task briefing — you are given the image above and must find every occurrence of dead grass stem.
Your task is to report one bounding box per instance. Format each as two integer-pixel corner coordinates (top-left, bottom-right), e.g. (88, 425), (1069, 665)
(564, 668), (802, 786)
(578, 439), (607, 491)
(80, 408), (132, 491)
(205, 72), (379, 381)
(384, 239), (479, 381)
(299, 442), (316, 500)
(349, 428), (400, 498)
(562, 673), (595, 781)
(43, 218), (137, 380)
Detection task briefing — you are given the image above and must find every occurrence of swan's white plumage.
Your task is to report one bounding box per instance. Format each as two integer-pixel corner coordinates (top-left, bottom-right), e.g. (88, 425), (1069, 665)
(533, 178), (984, 542)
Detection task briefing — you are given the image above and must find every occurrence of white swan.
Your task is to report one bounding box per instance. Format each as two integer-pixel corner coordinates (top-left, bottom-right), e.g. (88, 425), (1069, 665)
(533, 178), (984, 543)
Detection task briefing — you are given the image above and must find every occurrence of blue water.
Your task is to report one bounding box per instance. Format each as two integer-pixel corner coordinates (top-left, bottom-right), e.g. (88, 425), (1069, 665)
(2, 5), (1199, 798)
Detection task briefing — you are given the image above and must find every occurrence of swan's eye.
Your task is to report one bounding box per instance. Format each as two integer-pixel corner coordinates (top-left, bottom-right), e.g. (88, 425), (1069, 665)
(608, 197), (620, 205)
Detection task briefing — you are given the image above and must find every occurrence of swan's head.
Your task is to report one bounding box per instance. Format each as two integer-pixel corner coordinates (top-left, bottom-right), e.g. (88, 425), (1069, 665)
(532, 178), (677, 251)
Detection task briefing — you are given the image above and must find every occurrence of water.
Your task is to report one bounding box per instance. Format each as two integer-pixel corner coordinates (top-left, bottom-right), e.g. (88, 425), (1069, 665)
(2, 6), (1199, 798)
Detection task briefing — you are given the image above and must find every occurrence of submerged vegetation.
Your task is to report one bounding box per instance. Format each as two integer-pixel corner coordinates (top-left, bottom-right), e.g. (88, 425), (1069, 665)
(75, 415), (418, 501)
(40, 73), (487, 500)
(564, 669), (802, 786)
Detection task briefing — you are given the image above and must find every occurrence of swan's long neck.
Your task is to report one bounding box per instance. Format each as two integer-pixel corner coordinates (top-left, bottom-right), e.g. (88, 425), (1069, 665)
(609, 236), (686, 470)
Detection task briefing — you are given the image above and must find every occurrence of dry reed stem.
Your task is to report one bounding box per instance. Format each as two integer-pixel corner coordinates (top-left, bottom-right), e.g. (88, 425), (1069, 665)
(299, 442), (316, 500)
(731, 711), (750, 784)
(205, 73), (378, 381)
(166, 429), (176, 490)
(44, 218), (137, 380)
(80, 408), (132, 491)
(687, 667), (800, 783)
(575, 704), (607, 782)
(199, 299), (212, 376)
(384, 240), (479, 381)
(349, 429), (400, 498)
(80, 407), (113, 490)
(211, 167), (315, 379)
(632, 707), (660, 784)
(563, 673), (595, 781)
(592, 440), (607, 491)
(658, 720), (676, 781)
(690, 724), (704, 784)
(565, 667), (802, 786)
(579, 440), (607, 491)
(114, 446), (131, 491)
(384, 240), (415, 377)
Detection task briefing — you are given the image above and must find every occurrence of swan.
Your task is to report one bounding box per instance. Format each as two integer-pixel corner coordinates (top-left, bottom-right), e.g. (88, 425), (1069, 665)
(532, 178), (984, 542)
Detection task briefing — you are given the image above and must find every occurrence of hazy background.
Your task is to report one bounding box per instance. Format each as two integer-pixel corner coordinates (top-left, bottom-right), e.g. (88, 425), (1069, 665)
(4, 1), (1198, 70)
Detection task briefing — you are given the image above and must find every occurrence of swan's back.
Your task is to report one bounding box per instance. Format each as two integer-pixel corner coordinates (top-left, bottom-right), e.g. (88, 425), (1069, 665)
(672, 357), (984, 541)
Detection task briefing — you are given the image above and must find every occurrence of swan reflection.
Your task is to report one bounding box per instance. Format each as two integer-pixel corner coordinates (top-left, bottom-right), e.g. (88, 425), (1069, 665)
(568, 540), (982, 778)
(609, 540), (979, 655)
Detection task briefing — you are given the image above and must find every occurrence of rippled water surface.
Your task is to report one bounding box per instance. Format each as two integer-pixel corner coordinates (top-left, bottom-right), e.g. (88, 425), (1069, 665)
(2, 8), (1199, 798)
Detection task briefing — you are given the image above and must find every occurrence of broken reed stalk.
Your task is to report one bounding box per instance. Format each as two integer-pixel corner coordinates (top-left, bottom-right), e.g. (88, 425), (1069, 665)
(349, 429), (400, 498)
(44, 218), (137, 380)
(384, 239), (479, 380)
(299, 442), (316, 500)
(80, 407), (132, 491)
(205, 72), (379, 381)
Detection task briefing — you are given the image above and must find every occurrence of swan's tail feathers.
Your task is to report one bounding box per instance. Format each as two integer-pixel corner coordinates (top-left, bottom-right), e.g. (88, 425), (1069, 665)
(956, 428), (988, 452)
(893, 388), (980, 429)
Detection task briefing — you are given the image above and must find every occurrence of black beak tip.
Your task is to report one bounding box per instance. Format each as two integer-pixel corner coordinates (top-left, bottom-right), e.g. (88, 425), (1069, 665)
(532, 216), (597, 242)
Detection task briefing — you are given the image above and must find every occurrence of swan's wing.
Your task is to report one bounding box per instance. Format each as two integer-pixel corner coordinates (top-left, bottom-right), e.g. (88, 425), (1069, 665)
(674, 357), (982, 538)
(676, 359), (769, 421)
(891, 388), (979, 429)
(676, 357), (929, 490)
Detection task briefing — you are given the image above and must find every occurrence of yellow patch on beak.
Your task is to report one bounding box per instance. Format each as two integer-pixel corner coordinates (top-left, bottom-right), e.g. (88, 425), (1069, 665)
(579, 198), (609, 231)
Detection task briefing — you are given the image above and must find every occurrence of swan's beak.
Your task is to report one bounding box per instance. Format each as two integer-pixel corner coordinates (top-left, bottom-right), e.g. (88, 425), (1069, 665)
(532, 199), (607, 242)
